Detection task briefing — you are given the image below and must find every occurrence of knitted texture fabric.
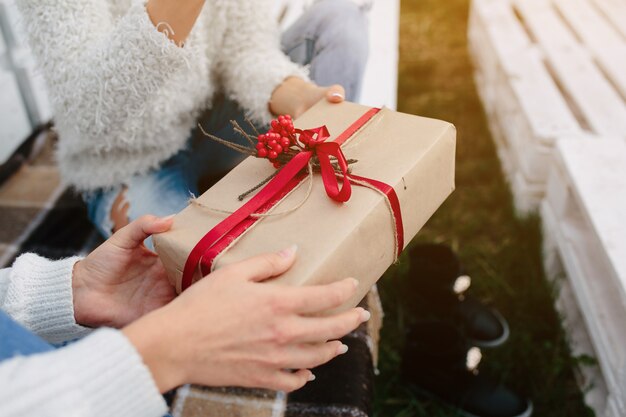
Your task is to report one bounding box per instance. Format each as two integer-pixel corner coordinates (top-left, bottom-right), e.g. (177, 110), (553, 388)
(15, 0), (309, 191)
(0, 255), (167, 416)
(0, 328), (167, 417)
(0, 254), (91, 344)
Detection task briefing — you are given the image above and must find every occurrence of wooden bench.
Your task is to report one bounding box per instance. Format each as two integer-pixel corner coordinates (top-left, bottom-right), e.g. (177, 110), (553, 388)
(542, 138), (626, 417)
(469, 0), (626, 213)
(0, 1), (33, 165)
(470, 0), (626, 415)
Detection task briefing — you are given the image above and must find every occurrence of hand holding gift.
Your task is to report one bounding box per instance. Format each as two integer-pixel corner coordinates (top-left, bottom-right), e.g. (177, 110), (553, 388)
(155, 101), (457, 311)
(123, 245), (369, 393)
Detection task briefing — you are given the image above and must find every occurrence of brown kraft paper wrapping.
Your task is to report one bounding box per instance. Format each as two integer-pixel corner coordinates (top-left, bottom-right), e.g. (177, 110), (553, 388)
(153, 100), (456, 312)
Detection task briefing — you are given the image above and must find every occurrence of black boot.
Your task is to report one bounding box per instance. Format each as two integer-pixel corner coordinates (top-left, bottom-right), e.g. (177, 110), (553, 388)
(401, 320), (532, 417)
(407, 244), (509, 348)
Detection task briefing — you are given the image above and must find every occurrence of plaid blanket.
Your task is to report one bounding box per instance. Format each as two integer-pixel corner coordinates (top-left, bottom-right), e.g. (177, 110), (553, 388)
(0, 132), (102, 268)
(171, 289), (383, 417)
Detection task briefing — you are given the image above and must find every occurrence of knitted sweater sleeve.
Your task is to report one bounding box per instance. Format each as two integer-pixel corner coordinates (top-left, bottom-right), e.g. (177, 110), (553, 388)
(0, 254), (91, 344)
(0, 328), (167, 417)
(15, 0), (192, 145)
(219, 0), (310, 124)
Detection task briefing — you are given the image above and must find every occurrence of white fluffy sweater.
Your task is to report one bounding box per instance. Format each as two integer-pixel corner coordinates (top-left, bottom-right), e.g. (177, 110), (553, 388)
(16, 0), (308, 191)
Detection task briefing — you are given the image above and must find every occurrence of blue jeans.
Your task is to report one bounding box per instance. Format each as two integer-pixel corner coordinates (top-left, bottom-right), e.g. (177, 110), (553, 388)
(0, 311), (54, 360)
(85, 0), (369, 246)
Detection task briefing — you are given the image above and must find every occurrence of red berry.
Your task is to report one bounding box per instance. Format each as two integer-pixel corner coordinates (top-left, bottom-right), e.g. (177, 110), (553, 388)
(257, 148), (268, 158)
(281, 138), (290, 147)
(274, 144), (283, 153)
(256, 142), (265, 150)
(269, 150), (278, 159)
(268, 139), (277, 147)
(271, 120), (279, 129)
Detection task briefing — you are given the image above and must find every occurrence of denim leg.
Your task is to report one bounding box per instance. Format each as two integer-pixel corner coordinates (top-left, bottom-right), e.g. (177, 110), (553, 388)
(84, 148), (198, 249)
(0, 311), (53, 362)
(281, 0), (370, 101)
(190, 96), (265, 182)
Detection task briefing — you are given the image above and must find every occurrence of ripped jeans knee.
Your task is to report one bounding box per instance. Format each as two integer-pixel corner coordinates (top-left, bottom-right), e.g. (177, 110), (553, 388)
(84, 166), (195, 250)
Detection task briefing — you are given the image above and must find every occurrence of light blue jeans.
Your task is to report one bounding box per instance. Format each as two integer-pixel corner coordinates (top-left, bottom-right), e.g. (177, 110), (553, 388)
(85, 0), (369, 247)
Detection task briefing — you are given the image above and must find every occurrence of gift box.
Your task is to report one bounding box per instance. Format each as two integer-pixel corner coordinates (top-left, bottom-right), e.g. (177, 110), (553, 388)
(170, 288), (384, 417)
(154, 100), (456, 310)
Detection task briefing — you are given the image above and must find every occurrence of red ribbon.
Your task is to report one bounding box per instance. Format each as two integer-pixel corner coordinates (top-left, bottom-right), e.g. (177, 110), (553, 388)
(181, 108), (404, 291)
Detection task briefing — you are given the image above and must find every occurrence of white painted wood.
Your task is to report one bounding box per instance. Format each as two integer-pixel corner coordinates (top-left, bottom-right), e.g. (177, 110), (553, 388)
(510, 171), (544, 215)
(553, 0), (626, 100)
(543, 138), (626, 415)
(514, 0), (626, 138)
(0, 69), (31, 163)
(12, 48), (52, 125)
(359, 0), (398, 109)
(588, 0), (626, 40)
(555, 138), (626, 308)
(471, 0), (581, 145)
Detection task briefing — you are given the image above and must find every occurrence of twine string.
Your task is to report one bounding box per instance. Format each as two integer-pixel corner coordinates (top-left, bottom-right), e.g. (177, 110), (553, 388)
(189, 162), (315, 219)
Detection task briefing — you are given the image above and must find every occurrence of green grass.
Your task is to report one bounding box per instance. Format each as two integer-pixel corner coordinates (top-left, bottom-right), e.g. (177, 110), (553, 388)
(373, 0), (596, 415)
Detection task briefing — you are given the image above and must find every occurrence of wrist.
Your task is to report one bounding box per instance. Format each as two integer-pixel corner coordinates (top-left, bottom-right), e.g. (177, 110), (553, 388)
(269, 77), (318, 118)
(123, 306), (186, 393)
(72, 260), (91, 326)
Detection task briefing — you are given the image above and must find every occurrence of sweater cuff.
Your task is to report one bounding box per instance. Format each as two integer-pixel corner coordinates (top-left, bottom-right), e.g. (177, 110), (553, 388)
(252, 58), (311, 124)
(4, 254), (92, 344)
(66, 329), (167, 417)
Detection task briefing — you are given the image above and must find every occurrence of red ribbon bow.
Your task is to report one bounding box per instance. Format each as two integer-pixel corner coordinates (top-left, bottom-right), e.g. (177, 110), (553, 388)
(292, 125), (352, 203)
(181, 108), (404, 291)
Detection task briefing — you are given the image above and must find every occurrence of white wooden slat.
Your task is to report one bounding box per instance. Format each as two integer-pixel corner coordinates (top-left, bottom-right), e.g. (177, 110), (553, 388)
(469, 0), (581, 193)
(546, 138), (626, 414)
(588, 0), (626, 40)
(514, 0), (626, 138)
(12, 48), (52, 125)
(556, 138), (626, 308)
(510, 171), (543, 214)
(0, 69), (31, 163)
(475, 0), (581, 143)
(359, 0), (398, 109)
(541, 202), (615, 417)
(0, 0), (27, 49)
(542, 190), (626, 414)
(553, 0), (626, 101)
(0, 22), (5, 58)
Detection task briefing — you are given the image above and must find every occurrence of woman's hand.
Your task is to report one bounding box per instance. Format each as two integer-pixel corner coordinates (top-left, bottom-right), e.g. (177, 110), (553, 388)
(72, 216), (177, 328)
(269, 77), (345, 119)
(123, 246), (369, 393)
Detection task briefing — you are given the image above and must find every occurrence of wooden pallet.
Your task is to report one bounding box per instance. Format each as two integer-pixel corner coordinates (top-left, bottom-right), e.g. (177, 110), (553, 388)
(542, 138), (626, 417)
(0, 0), (51, 164)
(469, 0), (626, 213)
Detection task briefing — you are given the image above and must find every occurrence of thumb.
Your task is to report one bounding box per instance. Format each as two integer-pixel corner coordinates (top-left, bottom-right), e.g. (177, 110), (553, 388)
(325, 85), (345, 103)
(110, 215), (175, 250)
(224, 245), (298, 283)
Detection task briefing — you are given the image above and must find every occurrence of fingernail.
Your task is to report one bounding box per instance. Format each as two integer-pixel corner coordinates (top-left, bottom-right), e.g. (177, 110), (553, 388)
(162, 214), (176, 221)
(308, 372), (316, 381)
(279, 244), (298, 258)
(360, 309), (371, 322)
(349, 278), (359, 289)
(331, 92), (344, 99)
(337, 344), (349, 355)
